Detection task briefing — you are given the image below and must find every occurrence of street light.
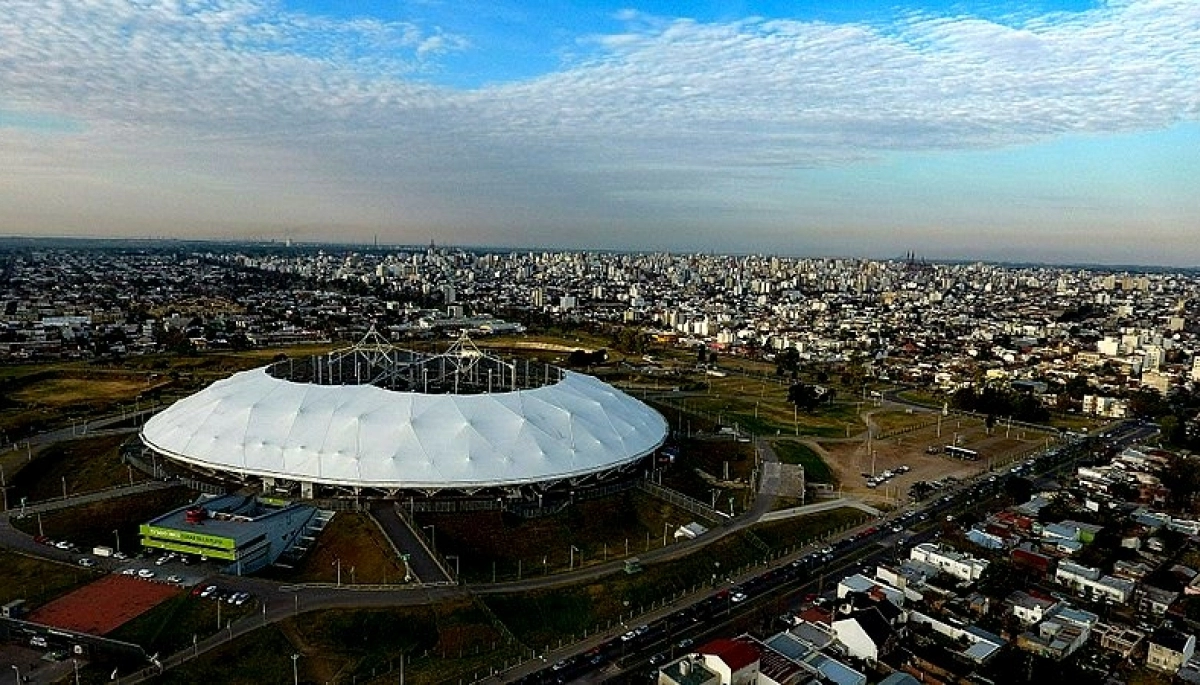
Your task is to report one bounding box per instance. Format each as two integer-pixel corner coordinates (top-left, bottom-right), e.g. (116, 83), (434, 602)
(114, 529), (121, 553)
(292, 653), (300, 685)
(663, 522), (671, 547)
(12, 665), (19, 685)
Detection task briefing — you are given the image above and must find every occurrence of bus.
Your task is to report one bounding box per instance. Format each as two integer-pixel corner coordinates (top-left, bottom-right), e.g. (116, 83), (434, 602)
(944, 445), (979, 460)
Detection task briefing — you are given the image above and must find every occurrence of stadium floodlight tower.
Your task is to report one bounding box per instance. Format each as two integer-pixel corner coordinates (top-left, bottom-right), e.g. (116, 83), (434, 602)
(140, 327), (668, 513)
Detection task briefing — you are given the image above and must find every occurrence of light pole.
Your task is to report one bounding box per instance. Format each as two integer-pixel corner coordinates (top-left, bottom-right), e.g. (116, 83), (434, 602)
(291, 653), (300, 685)
(333, 557), (341, 586)
(663, 522), (671, 547)
(12, 664), (19, 685)
(114, 529), (121, 553)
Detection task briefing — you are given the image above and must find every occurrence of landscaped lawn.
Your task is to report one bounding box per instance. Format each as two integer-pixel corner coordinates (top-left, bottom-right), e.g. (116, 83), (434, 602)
(771, 440), (834, 483)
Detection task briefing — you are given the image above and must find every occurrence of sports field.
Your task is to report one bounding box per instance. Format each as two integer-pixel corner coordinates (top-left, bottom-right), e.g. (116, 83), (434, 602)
(28, 574), (182, 635)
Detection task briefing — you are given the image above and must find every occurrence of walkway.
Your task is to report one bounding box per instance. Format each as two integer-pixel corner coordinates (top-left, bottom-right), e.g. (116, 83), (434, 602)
(757, 497), (882, 523)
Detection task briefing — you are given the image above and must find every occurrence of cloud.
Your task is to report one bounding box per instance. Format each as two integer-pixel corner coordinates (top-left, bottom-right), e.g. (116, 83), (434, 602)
(0, 0), (1197, 253)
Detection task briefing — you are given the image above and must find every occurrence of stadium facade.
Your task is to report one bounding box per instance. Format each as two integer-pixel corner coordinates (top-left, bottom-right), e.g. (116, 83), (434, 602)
(139, 332), (669, 506)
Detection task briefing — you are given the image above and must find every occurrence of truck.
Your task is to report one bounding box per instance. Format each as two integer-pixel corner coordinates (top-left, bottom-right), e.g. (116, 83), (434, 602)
(92, 546), (114, 558)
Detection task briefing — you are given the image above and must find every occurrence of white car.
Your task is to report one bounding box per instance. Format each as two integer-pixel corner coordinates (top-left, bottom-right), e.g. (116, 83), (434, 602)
(120, 568), (138, 576)
(78, 557), (95, 568)
(166, 574), (183, 584)
(137, 569), (155, 579)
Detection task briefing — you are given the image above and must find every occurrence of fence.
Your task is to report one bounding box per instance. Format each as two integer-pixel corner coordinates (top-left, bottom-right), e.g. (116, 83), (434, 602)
(636, 480), (728, 524)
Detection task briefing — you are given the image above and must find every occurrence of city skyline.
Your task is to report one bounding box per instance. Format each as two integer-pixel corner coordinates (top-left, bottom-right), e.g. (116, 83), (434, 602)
(1, 0), (1198, 266)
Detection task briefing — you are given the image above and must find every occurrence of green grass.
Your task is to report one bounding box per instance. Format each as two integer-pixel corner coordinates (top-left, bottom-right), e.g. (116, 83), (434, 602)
(109, 592), (257, 655)
(142, 601), (518, 685)
(415, 491), (701, 582)
(259, 512), (409, 585)
(484, 531), (765, 648)
(894, 389), (943, 408)
(750, 509), (871, 552)
(771, 440), (833, 483)
(6, 433), (145, 501)
(11, 486), (195, 551)
(0, 550), (101, 608)
(146, 624), (297, 685)
(870, 410), (934, 434)
(659, 439), (757, 508)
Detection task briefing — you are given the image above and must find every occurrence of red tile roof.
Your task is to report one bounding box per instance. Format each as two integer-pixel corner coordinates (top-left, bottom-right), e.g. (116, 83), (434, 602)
(699, 637), (760, 671)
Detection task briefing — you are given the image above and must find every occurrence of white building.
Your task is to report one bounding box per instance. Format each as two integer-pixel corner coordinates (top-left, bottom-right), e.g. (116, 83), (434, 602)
(909, 543), (988, 583)
(1055, 561), (1135, 603)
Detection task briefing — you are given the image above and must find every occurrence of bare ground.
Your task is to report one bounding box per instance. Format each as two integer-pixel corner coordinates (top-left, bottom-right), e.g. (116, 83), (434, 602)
(811, 412), (1052, 507)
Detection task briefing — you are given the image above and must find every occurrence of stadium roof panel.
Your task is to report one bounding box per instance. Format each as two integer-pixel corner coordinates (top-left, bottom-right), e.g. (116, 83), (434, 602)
(141, 366), (667, 490)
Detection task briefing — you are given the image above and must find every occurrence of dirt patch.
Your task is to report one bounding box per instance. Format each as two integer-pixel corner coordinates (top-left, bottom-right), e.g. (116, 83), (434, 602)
(28, 574), (182, 635)
(815, 414), (1052, 505)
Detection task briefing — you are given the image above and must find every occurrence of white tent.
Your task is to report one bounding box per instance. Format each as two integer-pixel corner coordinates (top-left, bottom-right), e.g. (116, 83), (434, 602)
(141, 367), (667, 489)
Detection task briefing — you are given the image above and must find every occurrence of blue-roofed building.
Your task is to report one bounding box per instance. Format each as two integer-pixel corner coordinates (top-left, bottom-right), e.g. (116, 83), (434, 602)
(140, 493), (319, 575)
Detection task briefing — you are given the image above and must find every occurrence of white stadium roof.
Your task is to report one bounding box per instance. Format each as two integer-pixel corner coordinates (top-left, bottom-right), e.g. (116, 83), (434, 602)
(141, 367), (667, 490)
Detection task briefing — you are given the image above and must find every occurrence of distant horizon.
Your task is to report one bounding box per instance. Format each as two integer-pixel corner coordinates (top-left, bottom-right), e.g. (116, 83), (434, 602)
(2, 234), (1196, 272)
(2, 0), (1198, 266)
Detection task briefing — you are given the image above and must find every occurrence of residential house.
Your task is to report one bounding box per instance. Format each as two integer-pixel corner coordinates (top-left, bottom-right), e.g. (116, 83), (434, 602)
(1147, 627), (1196, 674)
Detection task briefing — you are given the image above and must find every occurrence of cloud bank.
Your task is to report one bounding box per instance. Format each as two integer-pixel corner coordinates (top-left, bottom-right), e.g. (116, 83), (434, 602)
(0, 0), (1197, 260)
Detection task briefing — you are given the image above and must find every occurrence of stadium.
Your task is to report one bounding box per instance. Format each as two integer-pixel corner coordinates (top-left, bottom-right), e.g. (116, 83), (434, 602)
(139, 331), (669, 508)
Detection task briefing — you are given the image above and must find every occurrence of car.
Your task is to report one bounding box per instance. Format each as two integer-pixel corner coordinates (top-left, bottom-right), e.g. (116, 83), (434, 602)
(648, 653), (667, 666)
(677, 637), (694, 650)
(730, 592), (747, 603)
(166, 574), (183, 584)
(120, 568), (138, 576)
(78, 557), (95, 568)
(620, 630), (637, 642)
(199, 585), (217, 598)
(137, 569), (155, 579)
(234, 592), (250, 606)
(54, 540), (71, 550)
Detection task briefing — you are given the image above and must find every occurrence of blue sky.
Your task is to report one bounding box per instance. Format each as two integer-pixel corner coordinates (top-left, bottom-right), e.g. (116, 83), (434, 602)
(1, 0), (1198, 265)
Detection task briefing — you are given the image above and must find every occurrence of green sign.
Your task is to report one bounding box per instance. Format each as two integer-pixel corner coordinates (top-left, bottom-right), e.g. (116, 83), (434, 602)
(139, 524), (236, 550)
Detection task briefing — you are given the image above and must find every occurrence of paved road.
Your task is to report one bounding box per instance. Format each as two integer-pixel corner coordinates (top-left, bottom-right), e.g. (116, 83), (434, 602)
(368, 501), (451, 583)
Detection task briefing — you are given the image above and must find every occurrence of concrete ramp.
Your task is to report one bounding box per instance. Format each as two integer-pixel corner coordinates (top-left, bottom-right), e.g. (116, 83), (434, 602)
(756, 498), (882, 523)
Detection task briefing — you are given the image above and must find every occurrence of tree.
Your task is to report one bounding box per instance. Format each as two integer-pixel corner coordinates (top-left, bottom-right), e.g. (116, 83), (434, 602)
(788, 383), (822, 412)
(776, 348), (800, 377)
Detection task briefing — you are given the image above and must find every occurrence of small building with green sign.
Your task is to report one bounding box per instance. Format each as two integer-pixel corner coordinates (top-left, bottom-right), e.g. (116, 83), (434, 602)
(140, 493), (317, 575)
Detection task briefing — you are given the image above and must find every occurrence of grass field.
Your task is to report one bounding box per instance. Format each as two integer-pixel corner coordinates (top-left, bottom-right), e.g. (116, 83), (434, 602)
(0, 550), (101, 608)
(10, 486), (195, 551)
(869, 409), (936, 434)
(750, 508), (871, 551)
(661, 438), (757, 509)
(484, 531), (766, 648)
(6, 433), (145, 501)
(108, 591), (258, 656)
(10, 378), (152, 410)
(771, 440), (833, 483)
(260, 512), (410, 585)
(414, 491), (700, 582)
(141, 600), (519, 685)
